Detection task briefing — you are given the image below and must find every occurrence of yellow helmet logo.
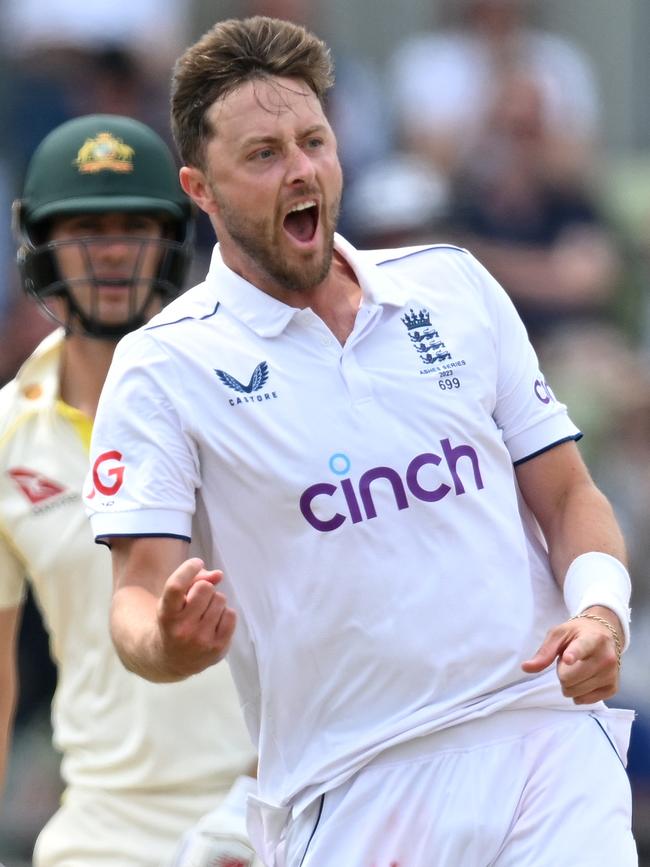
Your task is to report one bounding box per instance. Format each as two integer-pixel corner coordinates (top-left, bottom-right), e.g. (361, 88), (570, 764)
(74, 132), (135, 174)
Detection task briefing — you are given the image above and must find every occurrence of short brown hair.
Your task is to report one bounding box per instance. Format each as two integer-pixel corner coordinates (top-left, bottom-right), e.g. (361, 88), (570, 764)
(171, 16), (334, 168)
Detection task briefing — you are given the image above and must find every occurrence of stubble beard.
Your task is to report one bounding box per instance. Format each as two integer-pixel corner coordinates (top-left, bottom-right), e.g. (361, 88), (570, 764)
(215, 192), (341, 294)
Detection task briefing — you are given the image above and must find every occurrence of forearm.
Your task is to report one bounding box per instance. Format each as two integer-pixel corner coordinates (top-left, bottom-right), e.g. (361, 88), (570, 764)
(544, 481), (630, 646)
(543, 479), (627, 585)
(0, 692), (16, 796)
(110, 585), (186, 683)
(110, 542), (235, 682)
(0, 607), (20, 795)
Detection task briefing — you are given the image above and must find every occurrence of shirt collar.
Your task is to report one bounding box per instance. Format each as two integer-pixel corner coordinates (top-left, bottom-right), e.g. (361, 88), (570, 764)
(206, 233), (409, 337)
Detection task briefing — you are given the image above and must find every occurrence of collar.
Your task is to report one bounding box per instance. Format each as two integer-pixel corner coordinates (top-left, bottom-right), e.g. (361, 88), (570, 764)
(206, 233), (409, 337)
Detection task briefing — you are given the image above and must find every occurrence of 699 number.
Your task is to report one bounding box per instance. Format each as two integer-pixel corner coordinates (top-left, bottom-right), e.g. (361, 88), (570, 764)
(438, 377), (461, 390)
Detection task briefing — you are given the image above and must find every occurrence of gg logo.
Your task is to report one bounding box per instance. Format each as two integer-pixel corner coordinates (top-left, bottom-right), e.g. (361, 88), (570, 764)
(92, 450), (125, 496)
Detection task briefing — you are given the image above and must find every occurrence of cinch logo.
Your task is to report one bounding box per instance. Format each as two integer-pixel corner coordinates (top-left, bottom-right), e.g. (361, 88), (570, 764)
(534, 377), (556, 405)
(299, 438), (484, 532)
(92, 450), (125, 496)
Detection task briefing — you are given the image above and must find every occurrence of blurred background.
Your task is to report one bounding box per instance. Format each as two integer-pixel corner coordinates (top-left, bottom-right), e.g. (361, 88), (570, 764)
(1, 0), (649, 863)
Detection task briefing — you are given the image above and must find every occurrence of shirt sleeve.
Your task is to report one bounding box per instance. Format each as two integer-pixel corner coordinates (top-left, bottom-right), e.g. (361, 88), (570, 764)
(85, 331), (200, 542)
(464, 252), (582, 464)
(0, 528), (27, 608)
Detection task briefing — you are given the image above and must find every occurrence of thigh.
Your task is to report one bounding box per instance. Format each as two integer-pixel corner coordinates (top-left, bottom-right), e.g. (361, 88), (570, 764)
(34, 786), (218, 867)
(493, 713), (637, 867)
(287, 712), (637, 867)
(287, 739), (527, 867)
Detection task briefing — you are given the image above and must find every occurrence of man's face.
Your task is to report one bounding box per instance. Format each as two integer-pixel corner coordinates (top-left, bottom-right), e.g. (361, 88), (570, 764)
(192, 75), (343, 299)
(48, 211), (166, 329)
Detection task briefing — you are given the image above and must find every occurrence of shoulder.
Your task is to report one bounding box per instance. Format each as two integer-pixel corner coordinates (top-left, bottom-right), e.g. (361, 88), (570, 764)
(528, 29), (594, 68)
(364, 243), (480, 284)
(368, 243), (469, 267)
(144, 280), (221, 333)
(391, 31), (470, 67)
(107, 281), (222, 367)
(357, 243), (507, 316)
(0, 377), (22, 440)
(0, 330), (63, 443)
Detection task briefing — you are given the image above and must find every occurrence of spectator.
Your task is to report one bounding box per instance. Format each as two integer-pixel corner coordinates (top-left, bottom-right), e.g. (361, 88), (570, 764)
(447, 66), (620, 350)
(389, 0), (601, 186)
(343, 153), (451, 248)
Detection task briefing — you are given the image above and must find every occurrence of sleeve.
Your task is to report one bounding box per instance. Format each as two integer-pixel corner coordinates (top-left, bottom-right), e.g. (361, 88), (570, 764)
(85, 332), (200, 543)
(464, 252), (582, 464)
(0, 528), (27, 608)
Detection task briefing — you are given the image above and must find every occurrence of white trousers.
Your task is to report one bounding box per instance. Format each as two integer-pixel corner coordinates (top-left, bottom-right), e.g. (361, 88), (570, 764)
(33, 784), (226, 867)
(281, 708), (636, 867)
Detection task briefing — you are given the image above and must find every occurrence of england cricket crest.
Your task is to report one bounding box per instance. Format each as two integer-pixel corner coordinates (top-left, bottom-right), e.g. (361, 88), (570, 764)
(401, 307), (452, 367)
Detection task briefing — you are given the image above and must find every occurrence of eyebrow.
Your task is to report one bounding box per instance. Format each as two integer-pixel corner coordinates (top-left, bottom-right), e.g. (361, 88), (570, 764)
(240, 124), (329, 150)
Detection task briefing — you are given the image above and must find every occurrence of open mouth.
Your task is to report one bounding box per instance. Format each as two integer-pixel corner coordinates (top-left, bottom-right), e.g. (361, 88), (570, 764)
(283, 200), (319, 244)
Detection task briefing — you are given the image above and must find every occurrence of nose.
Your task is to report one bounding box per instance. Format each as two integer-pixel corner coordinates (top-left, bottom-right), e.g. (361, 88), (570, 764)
(285, 144), (316, 186)
(94, 234), (133, 262)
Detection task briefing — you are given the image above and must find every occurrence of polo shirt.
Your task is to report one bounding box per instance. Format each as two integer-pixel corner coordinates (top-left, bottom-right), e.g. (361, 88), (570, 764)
(87, 235), (587, 813)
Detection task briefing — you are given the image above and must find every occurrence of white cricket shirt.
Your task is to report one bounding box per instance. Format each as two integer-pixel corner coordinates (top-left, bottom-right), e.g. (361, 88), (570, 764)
(86, 236), (587, 813)
(0, 331), (256, 793)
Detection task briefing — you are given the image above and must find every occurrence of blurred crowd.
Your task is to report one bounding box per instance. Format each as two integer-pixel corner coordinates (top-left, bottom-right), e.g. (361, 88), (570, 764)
(1, 0), (650, 863)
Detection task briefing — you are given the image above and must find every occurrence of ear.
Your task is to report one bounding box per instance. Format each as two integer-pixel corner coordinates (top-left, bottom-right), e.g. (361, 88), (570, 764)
(179, 166), (220, 217)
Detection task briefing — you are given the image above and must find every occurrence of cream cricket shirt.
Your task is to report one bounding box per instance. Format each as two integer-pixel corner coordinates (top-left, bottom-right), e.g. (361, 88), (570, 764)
(0, 330), (256, 792)
(86, 236), (585, 813)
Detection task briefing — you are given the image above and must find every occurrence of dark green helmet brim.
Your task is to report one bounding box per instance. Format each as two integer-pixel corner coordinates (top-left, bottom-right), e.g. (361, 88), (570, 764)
(27, 195), (188, 225)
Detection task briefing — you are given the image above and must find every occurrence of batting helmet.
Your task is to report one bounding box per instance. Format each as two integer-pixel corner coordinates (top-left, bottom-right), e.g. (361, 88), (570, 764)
(14, 113), (193, 338)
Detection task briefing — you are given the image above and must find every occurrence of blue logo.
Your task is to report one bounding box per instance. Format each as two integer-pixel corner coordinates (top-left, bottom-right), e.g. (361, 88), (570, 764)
(401, 307), (452, 366)
(215, 361), (269, 394)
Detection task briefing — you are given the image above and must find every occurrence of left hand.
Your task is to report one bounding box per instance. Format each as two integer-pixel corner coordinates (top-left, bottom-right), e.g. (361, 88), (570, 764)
(521, 607), (622, 704)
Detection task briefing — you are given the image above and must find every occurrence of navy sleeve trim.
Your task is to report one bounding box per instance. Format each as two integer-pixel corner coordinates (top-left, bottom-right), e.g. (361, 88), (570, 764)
(512, 433), (583, 467)
(94, 532), (192, 549)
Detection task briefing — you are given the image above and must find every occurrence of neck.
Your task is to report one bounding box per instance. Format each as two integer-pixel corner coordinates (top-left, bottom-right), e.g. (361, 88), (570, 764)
(59, 334), (117, 419)
(308, 252), (362, 345)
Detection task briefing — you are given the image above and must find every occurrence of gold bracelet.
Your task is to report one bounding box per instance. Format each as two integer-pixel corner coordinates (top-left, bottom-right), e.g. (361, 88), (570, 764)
(571, 613), (622, 668)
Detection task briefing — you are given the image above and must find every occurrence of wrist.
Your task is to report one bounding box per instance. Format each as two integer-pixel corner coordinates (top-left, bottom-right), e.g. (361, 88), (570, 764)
(562, 552), (631, 651)
(582, 605), (624, 647)
(570, 608), (623, 668)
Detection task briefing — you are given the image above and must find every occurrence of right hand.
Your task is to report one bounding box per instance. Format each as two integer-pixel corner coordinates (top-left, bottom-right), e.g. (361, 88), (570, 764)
(156, 557), (237, 677)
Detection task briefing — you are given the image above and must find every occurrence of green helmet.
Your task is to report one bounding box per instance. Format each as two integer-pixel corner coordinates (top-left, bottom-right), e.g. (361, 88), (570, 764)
(14, 114), (194, 338)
